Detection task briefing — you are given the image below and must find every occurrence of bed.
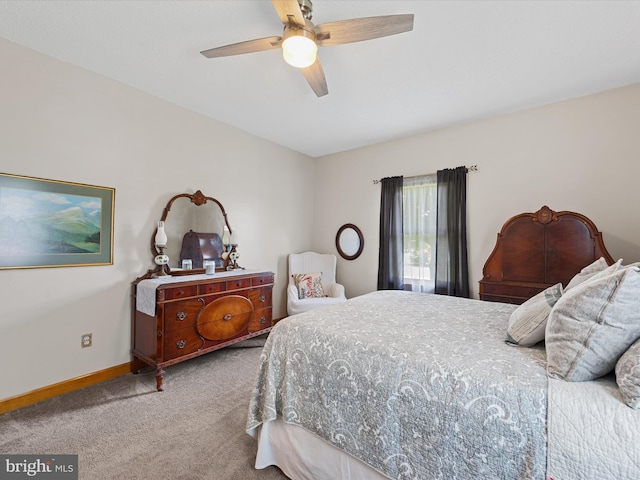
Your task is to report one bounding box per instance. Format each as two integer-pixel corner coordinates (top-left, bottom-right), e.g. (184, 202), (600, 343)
(246, 206), (640, 479)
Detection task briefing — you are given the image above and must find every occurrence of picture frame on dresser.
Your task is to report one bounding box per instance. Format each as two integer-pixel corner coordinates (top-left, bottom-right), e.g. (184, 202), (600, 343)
(0, 172), (115, 270)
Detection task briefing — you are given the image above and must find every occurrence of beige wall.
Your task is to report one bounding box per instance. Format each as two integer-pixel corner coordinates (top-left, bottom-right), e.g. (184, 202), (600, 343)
(0, 38), (315, 400)
(3, 33), (640, 402)
(313, 83), (640, 299)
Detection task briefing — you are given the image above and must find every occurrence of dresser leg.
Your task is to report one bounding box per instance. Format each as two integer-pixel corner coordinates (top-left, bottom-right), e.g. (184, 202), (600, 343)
(131, 357), (143, 374)
(156, 367), (165, 391)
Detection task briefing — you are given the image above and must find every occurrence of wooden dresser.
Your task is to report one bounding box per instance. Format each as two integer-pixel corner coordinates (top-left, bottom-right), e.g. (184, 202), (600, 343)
(132, 270), (274, 390)
(479, 206), (614, 304)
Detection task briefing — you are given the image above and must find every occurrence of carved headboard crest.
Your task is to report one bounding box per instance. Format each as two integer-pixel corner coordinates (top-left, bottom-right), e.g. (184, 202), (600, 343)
(532, 205), (557, 225)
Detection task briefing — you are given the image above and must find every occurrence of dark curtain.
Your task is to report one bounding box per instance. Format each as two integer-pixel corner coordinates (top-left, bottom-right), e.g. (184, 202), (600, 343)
(435, 167), (470, 297)
(377, 176), (404, 290)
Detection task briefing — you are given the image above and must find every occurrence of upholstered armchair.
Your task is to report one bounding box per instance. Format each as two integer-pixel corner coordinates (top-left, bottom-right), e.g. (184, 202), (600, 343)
(287, 251), (347, 316)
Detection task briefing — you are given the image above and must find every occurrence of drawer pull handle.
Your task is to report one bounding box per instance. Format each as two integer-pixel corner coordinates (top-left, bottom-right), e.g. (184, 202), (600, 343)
(223, 314), (232, 321)
(259, 295), (266, 303)
(259, 316), (266, 324)
(176, 312), (187, 321)
(176, 340), (186, 349)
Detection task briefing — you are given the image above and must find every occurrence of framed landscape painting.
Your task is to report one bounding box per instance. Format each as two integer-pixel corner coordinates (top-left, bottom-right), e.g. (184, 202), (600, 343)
(0, 173), (115, 269)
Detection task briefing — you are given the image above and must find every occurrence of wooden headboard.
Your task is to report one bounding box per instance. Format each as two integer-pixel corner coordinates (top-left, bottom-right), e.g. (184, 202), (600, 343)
(479, 205), (614, 304)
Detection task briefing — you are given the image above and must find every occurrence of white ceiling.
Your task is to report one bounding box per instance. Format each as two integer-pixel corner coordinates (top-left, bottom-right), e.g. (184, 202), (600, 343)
(1, 1), (640, 158)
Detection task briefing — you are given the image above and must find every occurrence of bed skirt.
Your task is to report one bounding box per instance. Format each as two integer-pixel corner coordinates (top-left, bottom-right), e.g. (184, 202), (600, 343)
(254, 418), (391, 480)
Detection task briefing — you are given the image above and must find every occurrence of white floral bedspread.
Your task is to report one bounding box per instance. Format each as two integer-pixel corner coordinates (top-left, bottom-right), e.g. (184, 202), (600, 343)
(247, 291), (548, 479)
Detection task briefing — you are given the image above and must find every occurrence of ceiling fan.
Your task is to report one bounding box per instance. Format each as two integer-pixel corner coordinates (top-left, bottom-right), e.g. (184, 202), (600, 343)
(200, 0), (414, 97)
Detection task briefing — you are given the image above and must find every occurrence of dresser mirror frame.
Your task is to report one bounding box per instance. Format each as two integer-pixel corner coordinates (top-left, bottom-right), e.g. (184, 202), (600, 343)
(150, 190), (232, 275)
(336, 223), (364, 260)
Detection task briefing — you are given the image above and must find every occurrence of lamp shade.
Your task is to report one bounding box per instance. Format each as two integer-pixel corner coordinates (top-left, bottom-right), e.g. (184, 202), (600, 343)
(155, 221), (167, 248)
(282, 33), (317, 68)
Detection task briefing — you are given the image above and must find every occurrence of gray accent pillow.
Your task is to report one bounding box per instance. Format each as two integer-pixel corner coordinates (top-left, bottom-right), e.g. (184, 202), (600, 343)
(564, 257), (620, 290)
(506, 283), (563, 347)
(616, 338), (640, 409)
(546, 266), (640, 382)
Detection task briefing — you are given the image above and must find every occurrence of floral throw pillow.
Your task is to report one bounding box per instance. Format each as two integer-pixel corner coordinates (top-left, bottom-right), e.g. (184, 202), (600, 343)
(293, 272), (325, 299)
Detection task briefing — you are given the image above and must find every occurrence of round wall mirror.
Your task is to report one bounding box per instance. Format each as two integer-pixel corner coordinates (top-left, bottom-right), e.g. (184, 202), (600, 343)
(336, 223), (364, 260)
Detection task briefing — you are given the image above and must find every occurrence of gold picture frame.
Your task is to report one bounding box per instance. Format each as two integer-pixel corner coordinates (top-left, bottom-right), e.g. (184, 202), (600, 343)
(0, 172), (115, 269)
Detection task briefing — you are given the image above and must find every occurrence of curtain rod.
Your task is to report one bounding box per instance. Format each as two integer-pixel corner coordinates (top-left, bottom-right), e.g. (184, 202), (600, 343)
(372, 165), (478, 185)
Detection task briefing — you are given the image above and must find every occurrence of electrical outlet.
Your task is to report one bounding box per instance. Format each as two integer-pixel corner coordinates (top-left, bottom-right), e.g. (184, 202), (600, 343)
(81, 333), (92, 348)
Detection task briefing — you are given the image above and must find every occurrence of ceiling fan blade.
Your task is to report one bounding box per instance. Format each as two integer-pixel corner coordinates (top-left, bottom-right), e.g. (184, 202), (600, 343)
(200, 36), (282, 58)
(315, 14), (414, 47)
(301, 57), (328, 97)
(272, 0), (306, 27)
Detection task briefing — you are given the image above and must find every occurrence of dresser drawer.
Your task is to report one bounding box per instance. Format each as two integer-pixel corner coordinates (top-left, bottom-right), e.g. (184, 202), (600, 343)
(162, 285), (198, 301)
(479, 281), (546, 305)
(248, 308), (272, 333)
(479, 293), (524, 305)
(164, 299), (204, 332)
(248, 286), (272, 310)
(198, 282), (226, 295)
(163, 326), (203, 360)
(226, 278), (251, 290)
(251, 274), (274, 286)
(196, 295), (253, 341)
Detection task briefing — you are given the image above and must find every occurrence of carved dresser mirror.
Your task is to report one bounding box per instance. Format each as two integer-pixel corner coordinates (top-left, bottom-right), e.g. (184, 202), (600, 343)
(150, 190), (232, 276)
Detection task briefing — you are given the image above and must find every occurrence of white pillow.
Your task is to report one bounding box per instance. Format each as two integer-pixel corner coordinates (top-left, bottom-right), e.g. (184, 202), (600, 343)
(616, 338), (640, 409)
(506, 283), (563, 347)
(546, 266), (640, 382)
(564, 257), (620, 290)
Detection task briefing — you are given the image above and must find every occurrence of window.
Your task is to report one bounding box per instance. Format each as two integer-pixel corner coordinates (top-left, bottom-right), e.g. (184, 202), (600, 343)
(403, 175), (437, 293)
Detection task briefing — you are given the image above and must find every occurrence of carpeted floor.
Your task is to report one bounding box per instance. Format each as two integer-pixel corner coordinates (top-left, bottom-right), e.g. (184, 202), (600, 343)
(0, 339), (289, 480)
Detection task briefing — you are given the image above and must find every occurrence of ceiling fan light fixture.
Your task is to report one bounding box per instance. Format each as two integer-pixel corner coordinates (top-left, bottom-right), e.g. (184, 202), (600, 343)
(282, 28), (317, 68)
(201, 1), (414, 97)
